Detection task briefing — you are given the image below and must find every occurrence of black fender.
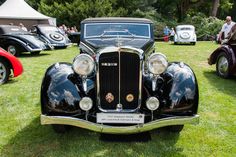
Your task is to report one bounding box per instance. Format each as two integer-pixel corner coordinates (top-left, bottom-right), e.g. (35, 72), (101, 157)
(165, 62), (198, 114)
(40, 62), (95, 115)
(0, 36), (28, 52)
(208, 45), (236, 73)
(143, 62), (198, 115)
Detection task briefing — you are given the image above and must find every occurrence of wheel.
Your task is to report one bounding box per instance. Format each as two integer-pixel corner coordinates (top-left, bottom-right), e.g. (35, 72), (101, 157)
(52, 124), (70, 133)
(166, 125), (184, 133)
(191, 42), (196, 45)
(7, 44), (19, 56)
(31, 51), (40, 55)
(0, 59), (10, 85)
(174, 42), (177, 45)
(216, 52), (230, 78)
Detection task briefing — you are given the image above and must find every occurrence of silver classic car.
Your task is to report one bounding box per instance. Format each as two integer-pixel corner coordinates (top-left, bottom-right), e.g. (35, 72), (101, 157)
(40, 18), (199, 134)
(174, 25), (197, 45)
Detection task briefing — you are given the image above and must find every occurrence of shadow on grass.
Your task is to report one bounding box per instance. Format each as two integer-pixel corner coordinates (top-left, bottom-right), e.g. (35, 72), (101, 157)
(18, 53), (50, 58)
(1, 117), (186, 157)
(203, 70), (236, 96)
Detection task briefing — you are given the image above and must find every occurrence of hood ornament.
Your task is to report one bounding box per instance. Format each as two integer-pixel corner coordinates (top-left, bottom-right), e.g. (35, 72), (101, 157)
(116, 35), (123, 47)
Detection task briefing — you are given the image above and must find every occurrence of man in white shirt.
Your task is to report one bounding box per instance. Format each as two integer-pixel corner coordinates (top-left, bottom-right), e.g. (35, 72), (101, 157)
(219, 16), (235, 42)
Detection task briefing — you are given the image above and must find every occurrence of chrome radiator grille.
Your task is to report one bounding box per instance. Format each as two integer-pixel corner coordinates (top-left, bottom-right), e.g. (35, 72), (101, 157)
(98, 51), (141, 111)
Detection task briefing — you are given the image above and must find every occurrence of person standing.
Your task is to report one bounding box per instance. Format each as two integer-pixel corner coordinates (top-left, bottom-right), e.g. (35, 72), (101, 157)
(169, 27), (175, 42)
(163, 26), (170, 42)
(19, 23), (27, 31)
(219, 16), (235, 43)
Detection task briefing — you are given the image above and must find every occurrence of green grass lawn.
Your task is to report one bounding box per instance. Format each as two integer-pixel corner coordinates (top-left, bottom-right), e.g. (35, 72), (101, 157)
(0, 42), (235, 157)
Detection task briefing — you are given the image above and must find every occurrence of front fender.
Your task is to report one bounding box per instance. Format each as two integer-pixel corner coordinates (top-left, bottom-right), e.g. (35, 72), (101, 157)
(41, 63), (83, 115)
(208, 45), (236, 65)
(165, 62), (198, 114)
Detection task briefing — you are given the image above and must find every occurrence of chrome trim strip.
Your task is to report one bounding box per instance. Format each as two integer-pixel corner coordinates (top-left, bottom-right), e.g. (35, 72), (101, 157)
(41, 114), (199, 134)
(96, 46), (144, 112)
(118, 48), (121, 107)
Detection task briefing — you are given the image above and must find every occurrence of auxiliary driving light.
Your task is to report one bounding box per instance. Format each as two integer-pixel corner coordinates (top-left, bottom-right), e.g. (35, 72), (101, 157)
(79, 97), (93, 111)
(146, 97), (160, 111)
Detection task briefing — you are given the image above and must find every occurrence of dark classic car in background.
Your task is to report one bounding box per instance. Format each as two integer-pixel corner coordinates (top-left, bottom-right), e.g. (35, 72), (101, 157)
(0, 48), (23, 84)
(40, 18), (199, 134)
(31, 24), (71, 49)
(0, 25), (52, 56)
(208, 28), (236, 78)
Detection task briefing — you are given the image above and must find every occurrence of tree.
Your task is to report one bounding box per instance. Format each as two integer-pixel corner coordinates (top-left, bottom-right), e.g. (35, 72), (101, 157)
(211, 0), (220, 17)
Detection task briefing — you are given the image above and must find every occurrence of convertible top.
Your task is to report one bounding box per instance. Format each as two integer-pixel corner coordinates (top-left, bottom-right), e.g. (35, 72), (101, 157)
(81, 17), (153, 24)
(0, 25), (26, 34)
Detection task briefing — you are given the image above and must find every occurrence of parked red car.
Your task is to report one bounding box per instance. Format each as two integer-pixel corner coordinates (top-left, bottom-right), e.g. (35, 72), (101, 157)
(0, 48), (23, 84)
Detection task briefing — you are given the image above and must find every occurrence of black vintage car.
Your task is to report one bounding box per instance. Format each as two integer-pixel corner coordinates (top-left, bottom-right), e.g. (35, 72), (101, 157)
(41, 18), (199, 134)
(0, 25), (52, 56)
(31, 24), (71, 49)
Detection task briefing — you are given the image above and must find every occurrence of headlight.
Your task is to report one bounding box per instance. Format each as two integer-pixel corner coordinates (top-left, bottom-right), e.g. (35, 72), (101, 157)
(73, 54), (95, 76)
(147, 53), (168, 75)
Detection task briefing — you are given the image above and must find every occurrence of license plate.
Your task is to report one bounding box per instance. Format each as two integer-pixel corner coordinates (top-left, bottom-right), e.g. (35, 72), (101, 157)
(97, 113), (144, 124)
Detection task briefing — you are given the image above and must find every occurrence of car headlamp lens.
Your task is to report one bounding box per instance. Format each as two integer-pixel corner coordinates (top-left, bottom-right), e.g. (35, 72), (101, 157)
(73, 54), (95, 76)
(147, 53), (168, 75)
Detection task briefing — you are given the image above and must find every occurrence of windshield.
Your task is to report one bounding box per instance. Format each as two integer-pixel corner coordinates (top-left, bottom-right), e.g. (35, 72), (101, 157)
(39, 26), (59, 32)
(84, 23), (150, 38)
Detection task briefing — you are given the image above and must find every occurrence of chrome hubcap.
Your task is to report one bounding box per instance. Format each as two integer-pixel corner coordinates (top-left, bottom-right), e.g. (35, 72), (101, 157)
(8, 45), (16, 55)
(218, 56), (229, 75)
(0, 62), (6, 83)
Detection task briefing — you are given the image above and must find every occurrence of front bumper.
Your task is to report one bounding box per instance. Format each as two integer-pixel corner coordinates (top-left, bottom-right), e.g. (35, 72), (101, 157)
(50, 43), (71, 47)
(41, 114), (199, 134)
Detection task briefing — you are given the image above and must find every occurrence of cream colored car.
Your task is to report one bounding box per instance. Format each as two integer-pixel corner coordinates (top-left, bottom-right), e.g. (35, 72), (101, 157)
(174, 25), (197, 45)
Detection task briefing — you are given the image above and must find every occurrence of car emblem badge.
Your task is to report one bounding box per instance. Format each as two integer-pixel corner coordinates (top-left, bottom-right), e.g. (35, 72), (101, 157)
(105, 93), (114, 103)
(126, 94), (134, 102)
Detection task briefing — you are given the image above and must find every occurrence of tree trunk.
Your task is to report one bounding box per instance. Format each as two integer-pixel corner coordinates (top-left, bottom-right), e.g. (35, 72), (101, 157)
(211, 0), (220, 17)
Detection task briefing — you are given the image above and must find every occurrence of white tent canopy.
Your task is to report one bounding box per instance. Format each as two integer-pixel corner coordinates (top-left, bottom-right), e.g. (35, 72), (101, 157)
(0, 0), (56, 28)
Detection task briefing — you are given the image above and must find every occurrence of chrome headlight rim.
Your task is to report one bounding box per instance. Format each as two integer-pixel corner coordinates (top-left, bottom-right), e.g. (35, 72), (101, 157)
(73, 54), (95, 76)
(147, 53), (168, 75)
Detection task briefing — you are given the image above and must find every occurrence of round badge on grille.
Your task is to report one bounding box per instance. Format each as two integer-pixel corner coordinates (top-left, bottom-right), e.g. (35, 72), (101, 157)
(126, 94), (134, 102)
(105, 93), (114, 103)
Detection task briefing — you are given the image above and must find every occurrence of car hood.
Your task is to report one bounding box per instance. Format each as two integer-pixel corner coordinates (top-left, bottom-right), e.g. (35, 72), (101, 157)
(83, 37), (153, 52)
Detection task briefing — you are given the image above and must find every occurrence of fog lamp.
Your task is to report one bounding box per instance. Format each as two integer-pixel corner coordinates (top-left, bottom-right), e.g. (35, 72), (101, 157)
(146, 97), (160, 111)
(79, 97), (93, 111)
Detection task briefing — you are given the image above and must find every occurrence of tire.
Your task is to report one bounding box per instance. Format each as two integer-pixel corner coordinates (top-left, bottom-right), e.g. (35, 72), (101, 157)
(166, 125), (184, 133)
(216, 52), (231, 78)
(191, 42), (196, 45)
(174, 42), (177, 45)
(0, 59), (11, 85)
(31, 51), (40, 55)
(52, 124), (69, 133)
(7, 44), (19, 56)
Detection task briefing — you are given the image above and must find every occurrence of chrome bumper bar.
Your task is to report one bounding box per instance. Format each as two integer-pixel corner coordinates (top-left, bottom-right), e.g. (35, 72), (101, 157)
(41, 114), (199, 134)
